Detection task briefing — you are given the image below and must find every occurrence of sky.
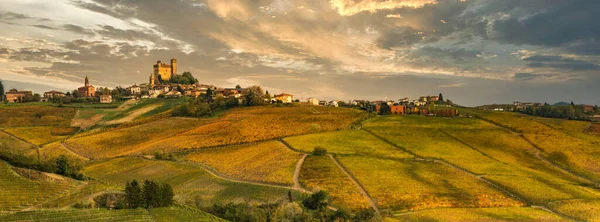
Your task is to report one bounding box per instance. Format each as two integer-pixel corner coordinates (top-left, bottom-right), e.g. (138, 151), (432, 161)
(0, 0), (598, 106)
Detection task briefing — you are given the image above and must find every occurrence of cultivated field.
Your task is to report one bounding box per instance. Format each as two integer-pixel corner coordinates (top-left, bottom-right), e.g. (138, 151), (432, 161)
(0, 208), (152, 221)
(390, 207), (567, 221)
(149, 205), (226, 222)
(3, 126), (74, 146)
(283, 130), (412, 159)
(338, 156), (523, 211)
(299, 155), (371, 210)
(185, 141), (301, 185)
(0, 106), (76, 127)
(82, 157), (295, 207)
(0, 161), (81, 211)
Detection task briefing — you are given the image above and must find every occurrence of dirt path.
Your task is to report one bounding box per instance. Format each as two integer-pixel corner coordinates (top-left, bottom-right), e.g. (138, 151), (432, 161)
(293, 154), (308, 189)
(328, 155), (380, 213)
(183, 161), (310, 193)
(104, 104), (161, 125)
(59, 143), (90, 161)
(477, 117), (596, 185)
(69, 109), (80, 126)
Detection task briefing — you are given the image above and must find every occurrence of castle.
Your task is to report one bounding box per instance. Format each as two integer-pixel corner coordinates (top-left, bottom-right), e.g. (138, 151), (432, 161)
(150, 58), (177, 86)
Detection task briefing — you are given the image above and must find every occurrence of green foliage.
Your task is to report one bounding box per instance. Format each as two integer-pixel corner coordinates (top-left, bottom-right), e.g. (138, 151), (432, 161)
(378, 103), (391, 115)
(242, 85), (265, 106)
(302, 190), (329, 210)
(209, 202), (270, 221)
(125, 179), (143, 209)
(168, 71), (198, 84)
(0, 79), (4, 102)
(134, 180), (175, 209)
(55, 155), (84, 180)
(352, 208), (379, 222)
(312, 147), (328, 156)
(519, 103), (594, 120)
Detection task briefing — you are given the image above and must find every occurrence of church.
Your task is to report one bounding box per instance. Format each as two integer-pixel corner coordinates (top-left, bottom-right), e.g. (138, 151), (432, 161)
(150, 58), (177, 86)
(78, 76), (95, 97)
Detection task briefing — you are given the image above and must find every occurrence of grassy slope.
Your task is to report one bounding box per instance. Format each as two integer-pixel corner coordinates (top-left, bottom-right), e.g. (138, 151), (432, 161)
(390, 207), (567, 222)
(299, 155), (371, 210)
(0, 106), (76, 127)
(3, 127), (68, 146)
(185, 141), (302, 186)
(283, 130), (413, 159)
(338, 156), (522, 211)
(149, 205), (225, 222)
(82, 157), (294, 207)
(0, 208), (152, 221)
(0, 161), (81, 211)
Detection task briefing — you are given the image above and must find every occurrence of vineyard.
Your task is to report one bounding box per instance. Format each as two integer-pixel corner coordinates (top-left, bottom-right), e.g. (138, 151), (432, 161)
(3, 127), (73, 146)
(0, 161), (81, 212)
(0, 106), (76, 127)
(283, 130), (413, 159)
(477, 112), (600, 180)
(0, 131), (37, 155)
(337, 156), (523, 211)
(0, 208), (153, 221)
(82, 157), (293, 207)
(32, 142), (89, 164)
(149, 205), (226, 222)
(391, 207), (566, 221)
(548, 199), (600, 222)
(185, 141), (301, 185)
(299, 155), (371, 210)
(135, 106), (368, 153)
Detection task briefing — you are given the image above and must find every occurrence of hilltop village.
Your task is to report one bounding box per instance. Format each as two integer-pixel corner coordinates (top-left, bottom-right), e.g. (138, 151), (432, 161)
(1, 58), (464, 117)
(2, 58), (599, 120)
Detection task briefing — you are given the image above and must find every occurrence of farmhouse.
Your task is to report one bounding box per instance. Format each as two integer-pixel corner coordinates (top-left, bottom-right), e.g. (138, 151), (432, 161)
(275, 93), (293, 103)
(5, 88), (32, 103)
(43, 90), (65, 99)
(78, 76), (95, 97)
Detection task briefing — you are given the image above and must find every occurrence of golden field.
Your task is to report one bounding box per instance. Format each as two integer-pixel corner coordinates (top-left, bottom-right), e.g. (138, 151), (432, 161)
(185, 141), (301, 185)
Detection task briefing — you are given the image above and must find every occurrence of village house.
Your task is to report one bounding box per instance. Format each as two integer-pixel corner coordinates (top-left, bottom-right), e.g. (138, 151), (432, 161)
(184, 89), (202, 98)
(328, 100), (339, 107)
(307, 97), (319, 106)
(165, 90), (182, 98)
(128, 85), (141, 95)
(99, 95), (113, 103)
(391, 105), (406, 115)
(78, 76), (95, 97)
(274, 93), (293, 103)
(43, 90), (65, 99)
(583, 105), (595, 112)
(5, 88), (32, 103)
(399, 97), (410, 104)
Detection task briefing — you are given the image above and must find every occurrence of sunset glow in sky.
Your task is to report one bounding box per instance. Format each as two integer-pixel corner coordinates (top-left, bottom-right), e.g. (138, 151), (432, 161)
(0, 0), (598, 106)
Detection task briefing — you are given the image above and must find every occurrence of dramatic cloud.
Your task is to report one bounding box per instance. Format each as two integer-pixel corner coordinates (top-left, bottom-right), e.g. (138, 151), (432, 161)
(0, 0), (599, 106)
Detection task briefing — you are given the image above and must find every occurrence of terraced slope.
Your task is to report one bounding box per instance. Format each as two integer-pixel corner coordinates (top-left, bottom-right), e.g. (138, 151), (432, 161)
(185, 141), (302, 186)
(82, 157), (295, 207)
(0, 209), (152, 221)
(0, 161), (81, 212)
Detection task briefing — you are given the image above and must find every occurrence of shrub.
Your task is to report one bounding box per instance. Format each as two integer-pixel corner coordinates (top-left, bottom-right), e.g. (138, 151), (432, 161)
(302, 190), (329, 210)
(312, 147), (328, 156)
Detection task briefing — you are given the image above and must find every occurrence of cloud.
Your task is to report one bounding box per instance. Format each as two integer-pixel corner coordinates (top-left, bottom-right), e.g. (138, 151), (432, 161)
(523, 55), (600, 71)
(329, 0), (438, 16)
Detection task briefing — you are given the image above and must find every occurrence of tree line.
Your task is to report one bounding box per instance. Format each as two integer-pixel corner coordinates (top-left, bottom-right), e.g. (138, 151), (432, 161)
(172, 85), (267, 117)
(123, 179), (174, 209)
(518, 102), (599, 121)
(0, 153), (85, 180)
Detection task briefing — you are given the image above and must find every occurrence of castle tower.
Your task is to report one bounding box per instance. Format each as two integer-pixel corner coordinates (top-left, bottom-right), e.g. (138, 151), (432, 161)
(150, 73), (156, 87)
(170, 58), (177, 76)
(84, 76), (89, 87)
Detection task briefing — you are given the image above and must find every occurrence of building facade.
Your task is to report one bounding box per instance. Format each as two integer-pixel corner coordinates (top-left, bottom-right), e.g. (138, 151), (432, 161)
(43, 90), (65, 99)
(78, 76), (95, 97)
(99, 95), (113, 103)
(6, 88), (32, 103)
(274, 93), (293, 103)
(307, 97), (319, 106)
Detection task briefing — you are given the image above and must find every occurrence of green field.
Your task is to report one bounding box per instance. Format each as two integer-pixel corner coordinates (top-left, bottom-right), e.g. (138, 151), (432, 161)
(0, 208), (152, 221)
(82, 157), (296, 207)
(283, 130), (413, 159)
(0, 161), (81, 211)
(338, 156), (523, 211)
(149, 205), (226, 221)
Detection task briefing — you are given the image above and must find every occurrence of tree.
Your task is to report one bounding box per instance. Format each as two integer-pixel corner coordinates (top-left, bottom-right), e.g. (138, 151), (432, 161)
(158, 183), (174, 207)
(438, 93), (444, 104)
(242, 86), (265, 106)
(0, 79), (4, 103)
(55, 155), (70, 176)
(378, 103), (391, 115)
(71, 90), (81, 99)
(125, 180), (143, 209)
(302, 190), (328, 210)
(235, 84), (241, 89)
(32, 93), (41, 102)
(142, 180), (160, 208)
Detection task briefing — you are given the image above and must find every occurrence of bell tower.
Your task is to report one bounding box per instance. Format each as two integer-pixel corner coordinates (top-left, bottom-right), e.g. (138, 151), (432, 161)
(84, 76), (90, 87)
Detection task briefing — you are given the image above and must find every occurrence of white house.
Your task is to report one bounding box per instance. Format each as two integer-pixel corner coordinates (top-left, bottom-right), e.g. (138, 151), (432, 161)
(128, 85), (141, 95)
(307, 97), (319, 106)
(328, 100), (339, 107)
